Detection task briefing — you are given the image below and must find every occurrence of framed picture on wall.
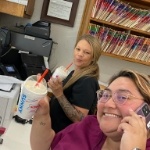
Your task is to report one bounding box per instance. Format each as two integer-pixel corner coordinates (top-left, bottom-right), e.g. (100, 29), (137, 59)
(41, 0), (79, 27)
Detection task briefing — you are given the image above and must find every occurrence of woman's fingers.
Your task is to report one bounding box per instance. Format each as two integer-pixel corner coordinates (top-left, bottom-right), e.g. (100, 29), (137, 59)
(48, 77), (62, 88)
(35, 96), (50, 116)
(118, 109), (147, 134)
(122, 110), (146, 128)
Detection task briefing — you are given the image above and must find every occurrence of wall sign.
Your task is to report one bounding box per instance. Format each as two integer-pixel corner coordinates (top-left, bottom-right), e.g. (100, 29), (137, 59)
(41, 0), (79, 27)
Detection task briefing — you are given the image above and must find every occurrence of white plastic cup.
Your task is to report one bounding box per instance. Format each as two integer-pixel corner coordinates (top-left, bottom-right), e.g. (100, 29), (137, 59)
(17, 75), (47, 120)
(52, 66), (69, 81)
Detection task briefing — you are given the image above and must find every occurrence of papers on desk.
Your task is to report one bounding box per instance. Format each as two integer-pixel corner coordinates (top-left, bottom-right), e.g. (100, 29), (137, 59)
(6, 0), (28, 5)
(0, 75), (23, 92)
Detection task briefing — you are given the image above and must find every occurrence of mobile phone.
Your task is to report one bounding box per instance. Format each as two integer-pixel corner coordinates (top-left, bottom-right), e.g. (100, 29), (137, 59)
(135, 102), (150, 129)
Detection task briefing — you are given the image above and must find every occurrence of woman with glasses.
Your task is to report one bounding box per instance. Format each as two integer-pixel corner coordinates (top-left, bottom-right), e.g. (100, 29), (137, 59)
(30, 69), (150, 150)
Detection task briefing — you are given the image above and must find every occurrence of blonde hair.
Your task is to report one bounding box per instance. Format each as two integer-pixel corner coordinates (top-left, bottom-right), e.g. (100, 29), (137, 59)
(108, 70), (150, 104)
(63, 34), (102, 90)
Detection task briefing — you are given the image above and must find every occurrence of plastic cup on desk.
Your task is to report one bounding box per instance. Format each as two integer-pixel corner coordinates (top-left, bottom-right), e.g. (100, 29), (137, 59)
(52, 66), (69, 81)
(17, 75), (47, 120)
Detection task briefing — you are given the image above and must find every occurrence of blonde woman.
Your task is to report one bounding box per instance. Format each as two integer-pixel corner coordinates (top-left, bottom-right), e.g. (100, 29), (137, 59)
(47, 34), (102, 133)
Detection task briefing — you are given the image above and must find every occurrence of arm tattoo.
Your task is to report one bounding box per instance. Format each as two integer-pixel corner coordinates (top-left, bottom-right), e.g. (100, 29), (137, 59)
(57, 95), (84, 122)
(40, 121), (46, 126)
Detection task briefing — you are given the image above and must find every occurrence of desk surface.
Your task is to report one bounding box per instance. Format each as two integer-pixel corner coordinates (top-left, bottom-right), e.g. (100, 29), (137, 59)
(0, 120), (31, 150)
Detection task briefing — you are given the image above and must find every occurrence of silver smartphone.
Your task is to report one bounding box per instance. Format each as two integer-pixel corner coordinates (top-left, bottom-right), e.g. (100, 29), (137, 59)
(135, 102), (150, 130)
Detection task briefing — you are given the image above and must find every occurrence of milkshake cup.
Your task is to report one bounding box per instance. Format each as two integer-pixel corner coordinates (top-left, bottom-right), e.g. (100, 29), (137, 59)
(52, 66), (69, 81)
(17, 75), (47, 120)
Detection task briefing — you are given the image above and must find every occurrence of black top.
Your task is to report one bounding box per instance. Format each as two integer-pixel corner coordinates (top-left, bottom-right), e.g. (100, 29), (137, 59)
(50, 71), (100, 133)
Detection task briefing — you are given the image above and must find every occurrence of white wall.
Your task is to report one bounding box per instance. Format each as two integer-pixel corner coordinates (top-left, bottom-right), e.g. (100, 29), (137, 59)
(99, 56), (150, 83)
(0, 0), (149, 84)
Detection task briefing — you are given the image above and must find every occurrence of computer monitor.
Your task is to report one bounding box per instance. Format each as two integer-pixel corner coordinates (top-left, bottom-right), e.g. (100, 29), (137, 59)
(10, 31), (53, 58)
(0, 28), (11, 57)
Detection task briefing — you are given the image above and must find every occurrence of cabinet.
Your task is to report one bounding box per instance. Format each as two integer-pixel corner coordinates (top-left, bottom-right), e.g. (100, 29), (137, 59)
(0, 0), (35, 18)
(78, 0), (150, 66)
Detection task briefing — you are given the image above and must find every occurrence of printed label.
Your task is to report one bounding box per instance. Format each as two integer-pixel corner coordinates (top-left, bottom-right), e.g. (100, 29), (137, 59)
(18, 94), (26, 113)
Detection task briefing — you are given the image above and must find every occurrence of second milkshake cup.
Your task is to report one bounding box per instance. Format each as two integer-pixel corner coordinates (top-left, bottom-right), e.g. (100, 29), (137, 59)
(52, 66), (69, 81)
(17, 75), (47, 120)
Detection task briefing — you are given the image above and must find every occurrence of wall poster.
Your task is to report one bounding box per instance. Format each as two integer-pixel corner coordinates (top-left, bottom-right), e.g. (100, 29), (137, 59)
(41, 0), (79, 27)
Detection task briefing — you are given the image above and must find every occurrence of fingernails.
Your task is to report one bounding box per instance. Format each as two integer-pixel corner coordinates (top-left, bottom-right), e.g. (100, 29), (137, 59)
(138, 115), (143, 118)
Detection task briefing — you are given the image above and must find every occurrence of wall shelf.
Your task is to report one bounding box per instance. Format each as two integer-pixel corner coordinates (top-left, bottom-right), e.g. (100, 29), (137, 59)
(102, 52), (150, 66)
(0, 0), (35, 18)
(78, 0), (150, 66)
(90, 18), (150, 37)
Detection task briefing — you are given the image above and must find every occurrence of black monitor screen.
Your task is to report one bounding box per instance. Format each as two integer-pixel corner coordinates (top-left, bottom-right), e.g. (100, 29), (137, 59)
(6, 66), (15, 73)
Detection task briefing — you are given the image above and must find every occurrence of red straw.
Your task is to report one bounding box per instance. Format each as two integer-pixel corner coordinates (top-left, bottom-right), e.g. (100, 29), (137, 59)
(35, 68), (49, 86)
(65, 62), (73, 71)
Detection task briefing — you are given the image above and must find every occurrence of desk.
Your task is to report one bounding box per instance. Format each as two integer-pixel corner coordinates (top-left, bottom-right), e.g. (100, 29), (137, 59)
(0, 120), (32, 150)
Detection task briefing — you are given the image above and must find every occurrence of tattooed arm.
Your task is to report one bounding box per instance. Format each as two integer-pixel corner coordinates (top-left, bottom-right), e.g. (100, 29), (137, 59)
(30, 96), (55, 150)
(57, 94), (88, 122)
(48, 77), (89, 122)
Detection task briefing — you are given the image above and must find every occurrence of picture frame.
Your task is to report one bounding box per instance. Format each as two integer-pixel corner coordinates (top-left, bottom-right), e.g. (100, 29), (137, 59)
(40, 0), (79, 27)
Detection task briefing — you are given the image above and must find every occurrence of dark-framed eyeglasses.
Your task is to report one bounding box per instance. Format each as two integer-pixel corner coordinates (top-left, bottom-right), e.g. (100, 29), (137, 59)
(97, 89), (143, 105)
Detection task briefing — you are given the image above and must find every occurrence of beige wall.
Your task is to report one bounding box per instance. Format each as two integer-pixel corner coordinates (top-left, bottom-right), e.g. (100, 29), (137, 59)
(0, 0), (149, 84)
